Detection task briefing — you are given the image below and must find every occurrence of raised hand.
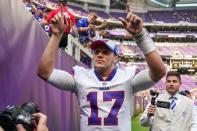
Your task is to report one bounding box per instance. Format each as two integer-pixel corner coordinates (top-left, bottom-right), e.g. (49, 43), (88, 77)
(101, 20), (107, 28)
(119, 12), (143, 35)
(50, 6), (67, 35)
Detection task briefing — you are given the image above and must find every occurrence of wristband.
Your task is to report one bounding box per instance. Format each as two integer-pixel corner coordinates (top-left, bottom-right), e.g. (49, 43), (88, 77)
(134, 28), (156, 55)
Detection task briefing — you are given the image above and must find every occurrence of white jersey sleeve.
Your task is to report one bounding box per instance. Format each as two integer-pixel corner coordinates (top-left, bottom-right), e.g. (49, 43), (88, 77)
(47, 69), (76, 92)
(132, 69), (156, 94)
(124, 65), (137, 78)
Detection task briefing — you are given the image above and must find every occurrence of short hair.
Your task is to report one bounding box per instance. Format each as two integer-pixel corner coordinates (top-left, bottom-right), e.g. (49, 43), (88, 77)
(179, 91), (187, 96)
(179, 90), (191, 97)
(184, 90), (191, 95)
(166, 71), (181, 82)
(89, 12), (97, 19)
(57, 0), (67, 5)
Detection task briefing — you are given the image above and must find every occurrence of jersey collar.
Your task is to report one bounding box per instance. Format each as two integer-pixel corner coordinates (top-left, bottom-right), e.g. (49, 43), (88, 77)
(94, 68), (117, 81)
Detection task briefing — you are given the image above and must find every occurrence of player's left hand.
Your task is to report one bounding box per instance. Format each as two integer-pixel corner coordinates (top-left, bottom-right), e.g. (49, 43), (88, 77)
(50, 12), (68, 35)
(119, 12), (143, 35)
(50, 5), (68, 35)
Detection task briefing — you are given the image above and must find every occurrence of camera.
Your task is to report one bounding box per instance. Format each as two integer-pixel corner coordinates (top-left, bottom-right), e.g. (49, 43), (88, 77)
(149, 90), (159, 106)
(0, 102), (40, 131)
(87, 28), (96, 37)
(149, 90), (170, 109)
(156, 101), (170, 109)
(148, 90), (159, 117)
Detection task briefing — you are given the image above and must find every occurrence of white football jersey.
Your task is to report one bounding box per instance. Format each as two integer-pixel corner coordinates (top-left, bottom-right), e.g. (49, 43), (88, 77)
(73, 66), (136, 131)
(47, 65), (155, 131)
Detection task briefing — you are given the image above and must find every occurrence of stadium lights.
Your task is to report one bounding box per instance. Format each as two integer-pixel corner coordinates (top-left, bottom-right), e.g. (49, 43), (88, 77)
(176, 3), (197, 7)
(150, 0), (197, 7)
(150, 0), (169, 7)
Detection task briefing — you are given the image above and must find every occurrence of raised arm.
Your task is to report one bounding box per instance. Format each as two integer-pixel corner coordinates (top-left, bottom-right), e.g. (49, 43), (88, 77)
(119, 12), (166, 82)
(37, 12), (67, 80)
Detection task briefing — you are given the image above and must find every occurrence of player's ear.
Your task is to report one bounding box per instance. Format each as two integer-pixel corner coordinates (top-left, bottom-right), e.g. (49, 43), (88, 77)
(114, 55), (119, 64)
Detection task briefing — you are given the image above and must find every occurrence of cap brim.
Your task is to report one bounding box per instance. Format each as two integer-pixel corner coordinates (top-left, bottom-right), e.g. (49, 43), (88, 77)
(90, 40), (108, 50)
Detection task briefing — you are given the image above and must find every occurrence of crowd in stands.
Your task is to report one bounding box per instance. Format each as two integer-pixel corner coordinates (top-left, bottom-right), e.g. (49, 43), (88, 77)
(22, 0), (197, 63)
(22, 0), (197, 49)
(77, 12), (107, 47)
(23, 0), (108, 49)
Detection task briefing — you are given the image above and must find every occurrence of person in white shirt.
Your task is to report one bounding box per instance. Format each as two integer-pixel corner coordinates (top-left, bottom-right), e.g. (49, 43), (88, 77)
(179, 90), (197, 131)
(191, 105), (197, 131)
(37, 10), (166, 131)
(140, 71), (194, 131)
